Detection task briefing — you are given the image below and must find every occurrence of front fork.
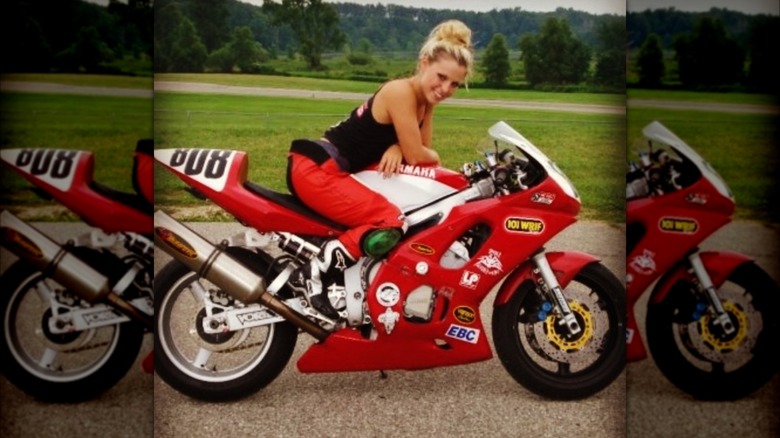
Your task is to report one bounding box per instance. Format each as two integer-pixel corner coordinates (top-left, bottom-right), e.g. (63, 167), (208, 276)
(532, 253), (582, 336)
(688, 252), (736, 335)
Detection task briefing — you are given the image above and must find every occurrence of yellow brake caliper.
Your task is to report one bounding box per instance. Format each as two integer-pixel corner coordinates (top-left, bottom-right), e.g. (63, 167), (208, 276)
(545, 301), (594, 351)
(699, 301), (748, 351)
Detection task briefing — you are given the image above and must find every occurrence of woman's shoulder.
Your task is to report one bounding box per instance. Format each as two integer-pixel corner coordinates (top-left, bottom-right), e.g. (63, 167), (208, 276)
(376, 78), (415, 104)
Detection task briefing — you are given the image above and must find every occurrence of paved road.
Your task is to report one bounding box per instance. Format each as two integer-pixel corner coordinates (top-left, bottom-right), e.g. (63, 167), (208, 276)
(151, 220), (627, 438)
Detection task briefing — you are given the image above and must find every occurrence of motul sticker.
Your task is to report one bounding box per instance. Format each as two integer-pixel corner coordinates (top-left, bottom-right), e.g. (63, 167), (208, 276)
(505, 217), (544, 233)
(409, 243), (435, 256)
(445, 324), (480, 344)
(155, 227), (198, 259)
(453, 306), (476, 324)
(531, 192), (556, 205)
(475, 249), (503, 276)
(658, 217), (698, 234)
(0, 227), (43, 259)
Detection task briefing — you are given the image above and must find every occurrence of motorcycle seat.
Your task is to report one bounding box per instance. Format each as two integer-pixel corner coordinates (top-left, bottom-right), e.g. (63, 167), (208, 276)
(243, 181), (348, 232)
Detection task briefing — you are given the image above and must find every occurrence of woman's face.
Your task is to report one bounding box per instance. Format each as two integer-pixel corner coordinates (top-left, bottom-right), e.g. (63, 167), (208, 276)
(417, 54), (468, 105)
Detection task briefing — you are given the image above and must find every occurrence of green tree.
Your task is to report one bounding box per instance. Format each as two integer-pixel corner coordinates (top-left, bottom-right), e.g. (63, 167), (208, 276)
(263, 0), (346, 70)
(593, 16), (625, 90)
(519, 17), (590, 87)
(636, 33), (664, 88)
(186, 0), (230, 53)
(745, 16), (779, 93)
(232, 26), (269, 72)
(55, 26), (115, 72)
(480, 33), (511, 88)
(169, 18), (208, 72)
(674, 17), (744, 88)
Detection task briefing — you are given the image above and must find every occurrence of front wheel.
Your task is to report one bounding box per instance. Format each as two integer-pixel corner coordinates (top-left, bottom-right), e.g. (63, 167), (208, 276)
(647, 262), (779, 400)
(0, 261), (144, 402)
(493, 262), (625, 400)
(154, 254), (298, 402)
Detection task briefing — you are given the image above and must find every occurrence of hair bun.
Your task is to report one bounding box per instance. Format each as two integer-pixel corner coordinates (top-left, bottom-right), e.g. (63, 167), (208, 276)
(433, 20), (472, 49)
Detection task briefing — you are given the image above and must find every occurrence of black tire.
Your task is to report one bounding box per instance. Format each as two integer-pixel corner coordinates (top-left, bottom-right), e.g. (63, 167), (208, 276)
(0, 260), (144, 402)
(647, 262), (779, 400)
(493, 262), (625, 400)
(154, 249), (298, 402)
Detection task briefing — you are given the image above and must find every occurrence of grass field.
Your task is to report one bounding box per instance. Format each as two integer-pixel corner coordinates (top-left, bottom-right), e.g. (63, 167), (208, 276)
(627, 108), (779, 222)
(153, 91), (626, 222)
(0, 91), (153, 214)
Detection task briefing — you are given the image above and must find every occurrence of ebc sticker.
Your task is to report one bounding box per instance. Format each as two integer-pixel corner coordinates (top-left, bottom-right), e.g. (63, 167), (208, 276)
(155, 227), (198, 259)
(453, 306), (476, 324)
(658, 217), (698, 234)
(445, 324), (480, 344)
(0, 148), (81, 192)
(155, 148), (235, 192)
(504, 217), (544, 234)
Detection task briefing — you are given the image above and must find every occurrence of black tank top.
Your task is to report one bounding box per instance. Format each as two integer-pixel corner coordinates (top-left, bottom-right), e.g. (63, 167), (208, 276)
(324, 95), (398, 173)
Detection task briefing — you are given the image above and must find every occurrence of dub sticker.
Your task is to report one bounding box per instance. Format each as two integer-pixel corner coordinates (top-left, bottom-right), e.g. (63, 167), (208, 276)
(445, 324), (481, 344)
(409, 243), (435, 256)
(505, 217), (544, 234)
(155, 227), (198, 259)
(658, 217), (698, 234)
(0, 227), (43, 259)
(453, 306), (476, 324)
(531, 192), (556, 205)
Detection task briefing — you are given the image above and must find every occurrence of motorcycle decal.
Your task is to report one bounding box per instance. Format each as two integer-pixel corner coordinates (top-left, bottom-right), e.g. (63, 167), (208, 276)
(531, 192), (556, 205)
(378, 307), (400, 334)
(626, 327), (634, 344)
(459, 270), (480, 289)
(1, 148), (81, 191)
(504, 217), (544, 234)
(158, 148), (235, 192)
(236, 308), (275, 325)
(453, 306), (476, 324)
(82, 308), (122, 325)
(476, 249), (504, 276)
(0, 227), (43, 259)
(409, 243), (435, 255)
(629, 249), (657, 275)
(658, 217), (698, 234)
(155, 227), (198, 259)
(685, 193), (709, 204)
(398, 164), (436, 179)
(376, 283), (401, 307)
(445, 324), (480, 344)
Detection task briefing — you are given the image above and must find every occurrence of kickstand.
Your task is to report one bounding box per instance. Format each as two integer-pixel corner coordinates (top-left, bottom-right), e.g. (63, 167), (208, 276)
(379, 370), (388, 379)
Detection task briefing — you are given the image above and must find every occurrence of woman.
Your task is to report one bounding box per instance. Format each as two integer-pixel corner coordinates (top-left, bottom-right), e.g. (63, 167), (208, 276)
(287, 19), (474, 318)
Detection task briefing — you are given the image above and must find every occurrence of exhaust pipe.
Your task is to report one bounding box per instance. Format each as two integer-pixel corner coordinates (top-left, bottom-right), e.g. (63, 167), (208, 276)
(153, 210), (328, 341)
(0, 210), (153, 329)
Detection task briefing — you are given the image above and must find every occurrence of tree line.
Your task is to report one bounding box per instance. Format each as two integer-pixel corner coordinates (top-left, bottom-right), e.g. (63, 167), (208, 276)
(3, 0), (153, 76)
(629, 8), (778, 92)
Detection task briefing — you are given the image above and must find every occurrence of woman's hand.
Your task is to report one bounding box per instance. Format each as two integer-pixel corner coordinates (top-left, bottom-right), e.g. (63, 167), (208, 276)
(378, 144), (403, 178)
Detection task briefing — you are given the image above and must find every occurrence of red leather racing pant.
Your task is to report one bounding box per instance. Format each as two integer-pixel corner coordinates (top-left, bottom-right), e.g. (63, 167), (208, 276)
(288, 152), (405, 258)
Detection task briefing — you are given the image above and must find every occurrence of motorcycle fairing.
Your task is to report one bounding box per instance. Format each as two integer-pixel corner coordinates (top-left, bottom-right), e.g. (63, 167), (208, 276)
(297, 179), (579, 373)
(626, 250), (753, 362)
(0, 148), (151, 234)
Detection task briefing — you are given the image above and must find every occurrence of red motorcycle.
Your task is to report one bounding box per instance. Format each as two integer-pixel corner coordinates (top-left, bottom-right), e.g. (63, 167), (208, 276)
(0, 142), (154, 402)
(626, 121), (779, 400)
(153, 121), (625, 401)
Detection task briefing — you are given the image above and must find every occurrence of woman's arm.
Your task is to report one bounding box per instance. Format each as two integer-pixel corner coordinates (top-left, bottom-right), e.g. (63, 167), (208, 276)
(376, 81), (440, 166)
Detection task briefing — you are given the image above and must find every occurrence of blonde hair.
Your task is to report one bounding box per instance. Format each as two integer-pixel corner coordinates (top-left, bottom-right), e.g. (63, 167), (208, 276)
(418, 20), (474, 80)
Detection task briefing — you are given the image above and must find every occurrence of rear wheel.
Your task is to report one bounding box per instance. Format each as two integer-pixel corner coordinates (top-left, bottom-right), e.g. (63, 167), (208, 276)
(647, 262), (779, 400)
(154, 250), (298, 402)
(0, 260), (144, 402)
(493, 262), (625, 399)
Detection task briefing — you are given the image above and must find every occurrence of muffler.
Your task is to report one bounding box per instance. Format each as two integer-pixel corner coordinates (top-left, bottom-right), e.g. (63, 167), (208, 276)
(0, 210), (152, 329)
(153, 210), (328, 341)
